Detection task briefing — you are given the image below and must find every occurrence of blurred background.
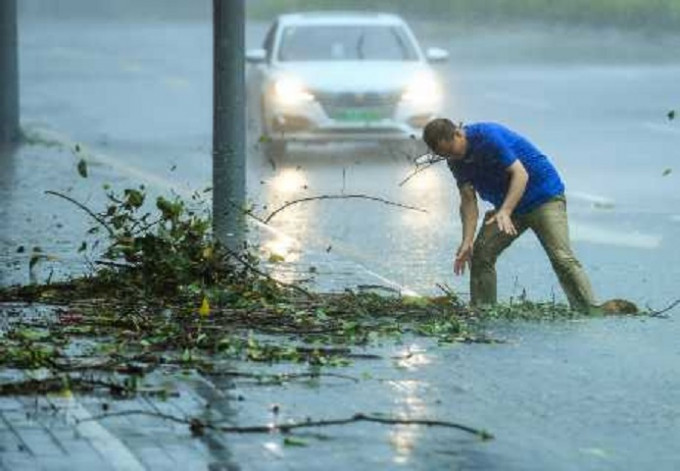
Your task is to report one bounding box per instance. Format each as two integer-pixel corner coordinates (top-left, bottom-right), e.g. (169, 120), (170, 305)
(3, 3), (680, 469)
(5, 0), (680, 305)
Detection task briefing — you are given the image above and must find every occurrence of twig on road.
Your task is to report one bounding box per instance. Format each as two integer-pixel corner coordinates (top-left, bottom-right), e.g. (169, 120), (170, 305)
(647, 298), (680, 318)
(78, 409), (494, 440)
(199, 369), (360, 383)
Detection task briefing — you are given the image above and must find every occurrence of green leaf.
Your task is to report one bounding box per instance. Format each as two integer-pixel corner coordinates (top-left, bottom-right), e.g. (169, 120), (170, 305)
(668, 110), (676, 121)
(283, 437), (308, 447)
(77, 158), (88, 178)
(124, 189), (145, 208)
(78, 241), (87, 252)
(662, 168), (672, 176)
(15, 328), (51, 341)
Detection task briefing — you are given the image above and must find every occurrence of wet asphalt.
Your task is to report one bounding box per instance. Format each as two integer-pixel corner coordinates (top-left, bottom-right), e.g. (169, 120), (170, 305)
(1, 16), (680, 470)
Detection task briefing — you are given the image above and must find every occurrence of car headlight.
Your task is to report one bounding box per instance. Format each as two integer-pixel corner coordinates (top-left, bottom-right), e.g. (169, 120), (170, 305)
(402, 72), (441, 106)
(273, 77), (314, 105)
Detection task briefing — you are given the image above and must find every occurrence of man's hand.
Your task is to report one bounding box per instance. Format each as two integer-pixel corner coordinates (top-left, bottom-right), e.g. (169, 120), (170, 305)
(454, 241), (474, 275)
(486, 209), (517, 236)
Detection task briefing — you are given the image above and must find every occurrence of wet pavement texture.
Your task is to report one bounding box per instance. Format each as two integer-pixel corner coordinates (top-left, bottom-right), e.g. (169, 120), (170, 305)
(2, 15), (680, 471)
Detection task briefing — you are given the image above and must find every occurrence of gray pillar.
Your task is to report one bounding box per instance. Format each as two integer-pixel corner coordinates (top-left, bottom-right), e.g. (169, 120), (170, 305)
(212, 0), (246, 252)
(0, 0), (19, 145)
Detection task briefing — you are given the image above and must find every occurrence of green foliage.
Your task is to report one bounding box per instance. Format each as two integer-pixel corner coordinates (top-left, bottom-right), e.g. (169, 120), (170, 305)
(0, 174), (604, 375)
(92, 184), (267, 298)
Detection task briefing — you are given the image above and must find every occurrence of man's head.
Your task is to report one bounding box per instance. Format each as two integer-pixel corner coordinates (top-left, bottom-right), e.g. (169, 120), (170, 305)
(422, 118), (467, 160)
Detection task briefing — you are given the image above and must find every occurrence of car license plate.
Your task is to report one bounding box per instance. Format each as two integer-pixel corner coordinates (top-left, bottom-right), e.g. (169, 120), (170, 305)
(335, 108), (382, 122)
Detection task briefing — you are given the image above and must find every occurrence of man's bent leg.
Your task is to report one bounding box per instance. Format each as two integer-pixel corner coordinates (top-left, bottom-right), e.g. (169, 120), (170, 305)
(470, 211), (525, 305)
(527, 196), (596, 312)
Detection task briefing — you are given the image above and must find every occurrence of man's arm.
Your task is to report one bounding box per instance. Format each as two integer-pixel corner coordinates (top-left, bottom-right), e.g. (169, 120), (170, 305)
(487, 160), (528, 236)
(454, 183), (478, 275)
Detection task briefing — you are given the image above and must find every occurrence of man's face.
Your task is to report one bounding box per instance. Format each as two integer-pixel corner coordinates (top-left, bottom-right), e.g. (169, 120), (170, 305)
(434, 131), (466, 160)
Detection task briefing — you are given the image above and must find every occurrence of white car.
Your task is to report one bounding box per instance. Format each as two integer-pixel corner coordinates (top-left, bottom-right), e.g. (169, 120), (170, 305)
(246, 12), (448, 159)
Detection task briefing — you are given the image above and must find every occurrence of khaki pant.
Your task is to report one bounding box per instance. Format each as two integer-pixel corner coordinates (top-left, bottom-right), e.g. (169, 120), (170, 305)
(470, 195), (596, 312)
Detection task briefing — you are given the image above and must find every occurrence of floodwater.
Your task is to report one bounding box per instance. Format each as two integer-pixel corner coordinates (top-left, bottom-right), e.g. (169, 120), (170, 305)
(2, 16), (680, 470)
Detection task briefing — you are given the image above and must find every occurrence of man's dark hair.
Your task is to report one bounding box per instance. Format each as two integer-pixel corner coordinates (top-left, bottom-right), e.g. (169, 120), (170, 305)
(423, 118), (458, 152)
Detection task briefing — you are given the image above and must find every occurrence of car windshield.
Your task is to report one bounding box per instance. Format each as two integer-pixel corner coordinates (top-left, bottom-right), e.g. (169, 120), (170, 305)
(277, 25), (419, 62)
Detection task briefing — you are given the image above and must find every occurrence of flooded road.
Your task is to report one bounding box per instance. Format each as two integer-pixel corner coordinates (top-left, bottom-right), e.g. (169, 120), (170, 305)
(2, 16), (680, 470)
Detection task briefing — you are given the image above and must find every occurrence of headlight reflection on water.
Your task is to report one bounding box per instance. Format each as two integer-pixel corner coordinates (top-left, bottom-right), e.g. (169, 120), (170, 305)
(263, 234), (300, 262)
(388, 380), (430, 464)
(399, 167), (448, 229)
(271, 167), (308, 194)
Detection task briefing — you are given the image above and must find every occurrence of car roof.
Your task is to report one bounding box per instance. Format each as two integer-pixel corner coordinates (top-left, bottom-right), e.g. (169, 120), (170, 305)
(276, 11), (407, 27)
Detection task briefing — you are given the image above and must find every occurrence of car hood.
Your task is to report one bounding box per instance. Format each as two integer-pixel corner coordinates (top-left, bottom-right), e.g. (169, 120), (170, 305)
(271, 62), (432, 92)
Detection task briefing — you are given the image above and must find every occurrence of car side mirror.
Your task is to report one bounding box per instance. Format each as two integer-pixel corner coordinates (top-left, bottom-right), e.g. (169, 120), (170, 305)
(246, 48), (267, 64)
(425, 47), (449, 63)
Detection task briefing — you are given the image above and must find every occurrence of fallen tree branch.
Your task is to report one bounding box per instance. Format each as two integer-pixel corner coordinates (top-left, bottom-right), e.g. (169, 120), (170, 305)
(78, 409), (493, 440)
(200, 369), (360, 383)
(44, 190), (114, 237)
(264, 194), (427, 224)
(0, 376), (135, 397)
(398, 160), (443, 187)
(647, 298), (680, 318)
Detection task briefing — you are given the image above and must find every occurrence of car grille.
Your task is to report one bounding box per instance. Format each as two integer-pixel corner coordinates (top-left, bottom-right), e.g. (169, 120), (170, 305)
(314, 91), (401, 121)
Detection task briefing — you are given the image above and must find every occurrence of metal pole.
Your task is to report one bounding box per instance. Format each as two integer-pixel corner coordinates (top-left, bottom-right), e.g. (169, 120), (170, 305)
(212, 0), (246, 252)
(0, 0), (19, 145)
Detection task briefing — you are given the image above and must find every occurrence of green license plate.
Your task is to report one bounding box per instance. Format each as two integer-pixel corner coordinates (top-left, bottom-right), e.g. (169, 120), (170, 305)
(334, 108), (383, 122)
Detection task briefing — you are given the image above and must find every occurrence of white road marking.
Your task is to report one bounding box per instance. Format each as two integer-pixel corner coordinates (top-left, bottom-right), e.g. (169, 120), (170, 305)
(641, 121), (680, 137)
(567, 191), (615, 208)
(570, 222), (661, 249)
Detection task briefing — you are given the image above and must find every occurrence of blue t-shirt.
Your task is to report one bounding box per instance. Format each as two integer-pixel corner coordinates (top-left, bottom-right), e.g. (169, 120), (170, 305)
(447, 122), (565, 214)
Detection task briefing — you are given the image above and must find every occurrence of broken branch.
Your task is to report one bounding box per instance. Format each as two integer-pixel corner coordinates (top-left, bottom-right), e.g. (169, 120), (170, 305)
(78, 409), (493, 440)
(264, 194), (427, 224)
(45, 190), (114, 237)
(647, 298), (680, 318)
(398, 160), (442, 187)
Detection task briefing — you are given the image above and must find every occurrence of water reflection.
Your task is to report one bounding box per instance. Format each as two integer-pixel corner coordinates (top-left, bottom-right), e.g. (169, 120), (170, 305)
(394, 344), (432, 371)
(262, 231), (300, 262)
(398, 165), (450, 229)
(260, 166), (312, 284)
(270, 167), (308, 195)
(388, 344), (432, 465)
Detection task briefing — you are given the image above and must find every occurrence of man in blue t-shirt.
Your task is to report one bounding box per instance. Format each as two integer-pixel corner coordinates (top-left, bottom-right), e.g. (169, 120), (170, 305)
(422, 118), (595, 312)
